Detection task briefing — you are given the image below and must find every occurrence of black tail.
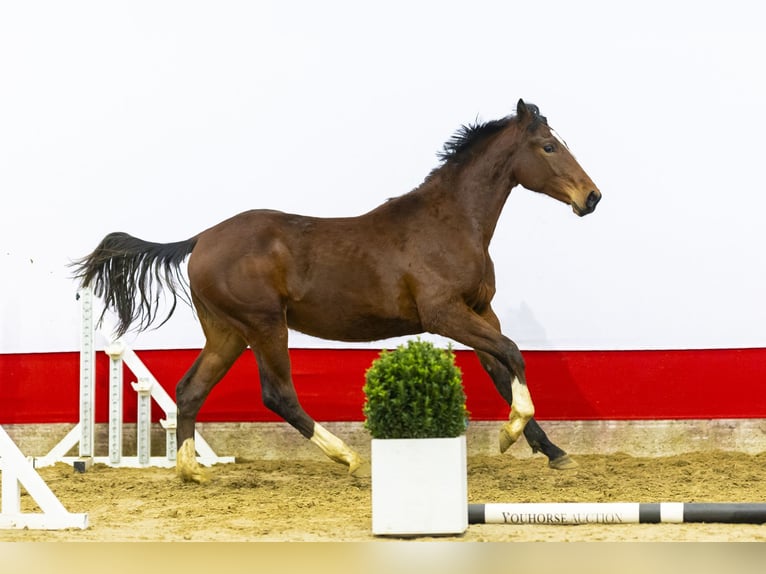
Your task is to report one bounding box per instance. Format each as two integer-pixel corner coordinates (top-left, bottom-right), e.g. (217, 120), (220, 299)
(71, 232), (198, 337)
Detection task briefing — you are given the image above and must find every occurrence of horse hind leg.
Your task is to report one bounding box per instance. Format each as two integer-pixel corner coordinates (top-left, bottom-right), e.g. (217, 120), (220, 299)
(175, 329), (247, 483)
(263, 370), (370, 477)
(248, 321), (369, 477)
(310, 422), (369, 476)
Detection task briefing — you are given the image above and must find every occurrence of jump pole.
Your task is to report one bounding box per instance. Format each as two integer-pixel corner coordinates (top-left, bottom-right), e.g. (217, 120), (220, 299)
(468, 502), (766, 525)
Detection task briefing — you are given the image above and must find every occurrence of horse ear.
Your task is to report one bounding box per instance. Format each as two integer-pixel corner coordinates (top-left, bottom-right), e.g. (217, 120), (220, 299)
(516, 98), (529, 119)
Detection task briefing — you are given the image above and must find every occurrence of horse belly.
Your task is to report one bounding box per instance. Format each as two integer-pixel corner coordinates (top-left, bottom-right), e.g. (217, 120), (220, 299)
(286, 295), (422, 343)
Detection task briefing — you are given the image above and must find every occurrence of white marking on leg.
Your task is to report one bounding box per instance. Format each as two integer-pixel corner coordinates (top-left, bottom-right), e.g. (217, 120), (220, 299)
(511, 377), (535, 420)
(499, 377), (536, 453)
(176, 438), (208, 483)
(310, 422), (366, 475)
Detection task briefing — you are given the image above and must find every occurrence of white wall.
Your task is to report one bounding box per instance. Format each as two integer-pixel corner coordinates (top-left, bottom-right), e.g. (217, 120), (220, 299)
(2, 1), (765, 353)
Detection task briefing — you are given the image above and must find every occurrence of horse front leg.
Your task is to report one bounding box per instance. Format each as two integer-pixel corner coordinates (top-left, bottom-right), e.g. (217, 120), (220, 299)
(471, 344), (534, 452)
(425, 301), (576, 469)
(475, 350), (577, 470)
(424, 303), (536, 444)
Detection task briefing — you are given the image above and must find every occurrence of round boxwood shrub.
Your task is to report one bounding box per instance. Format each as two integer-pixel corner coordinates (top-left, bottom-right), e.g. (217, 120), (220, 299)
(363, 339), (469, 439)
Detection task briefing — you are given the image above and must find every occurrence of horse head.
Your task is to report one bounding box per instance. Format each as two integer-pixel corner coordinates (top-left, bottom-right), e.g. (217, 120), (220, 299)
(510, 99), (601, 216)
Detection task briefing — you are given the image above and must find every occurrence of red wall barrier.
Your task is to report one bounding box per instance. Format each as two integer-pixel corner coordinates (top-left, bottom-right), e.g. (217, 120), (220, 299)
(1, 348), (765, 424)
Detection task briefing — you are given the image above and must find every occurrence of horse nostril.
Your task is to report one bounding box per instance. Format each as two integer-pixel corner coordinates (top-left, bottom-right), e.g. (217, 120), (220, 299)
(586, 191), (601, 210)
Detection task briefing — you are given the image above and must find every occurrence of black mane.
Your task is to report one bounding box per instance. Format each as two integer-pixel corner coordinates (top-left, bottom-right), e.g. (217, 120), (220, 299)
(437, 117), (512, 163)
(437, 103), (548, 164)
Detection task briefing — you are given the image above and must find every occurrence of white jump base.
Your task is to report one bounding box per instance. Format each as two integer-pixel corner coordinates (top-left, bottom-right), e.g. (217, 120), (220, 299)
(468, 502), (766, 525)
(0, 425), (88, 530)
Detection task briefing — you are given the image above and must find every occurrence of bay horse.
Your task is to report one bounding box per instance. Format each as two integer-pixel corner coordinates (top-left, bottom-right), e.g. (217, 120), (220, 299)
(72, 99), (601, 482)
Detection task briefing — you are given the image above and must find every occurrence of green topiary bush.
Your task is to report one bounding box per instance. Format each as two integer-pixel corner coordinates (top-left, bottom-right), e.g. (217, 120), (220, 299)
(363, 339), (469, 439)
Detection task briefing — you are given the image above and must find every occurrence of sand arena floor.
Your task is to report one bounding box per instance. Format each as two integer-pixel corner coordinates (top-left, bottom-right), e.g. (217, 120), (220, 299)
(2, 450), (766, 542)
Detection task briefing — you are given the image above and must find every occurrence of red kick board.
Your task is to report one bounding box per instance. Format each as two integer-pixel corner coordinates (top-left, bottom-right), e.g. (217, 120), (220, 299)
(1, 348), (764, 424)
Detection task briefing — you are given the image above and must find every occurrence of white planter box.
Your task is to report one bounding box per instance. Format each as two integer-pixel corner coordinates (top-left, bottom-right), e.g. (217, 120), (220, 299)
(371, 435), (468, 536)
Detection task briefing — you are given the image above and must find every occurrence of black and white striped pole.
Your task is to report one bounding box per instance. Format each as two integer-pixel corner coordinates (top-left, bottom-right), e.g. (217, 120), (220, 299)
(468, 503), (766, 525)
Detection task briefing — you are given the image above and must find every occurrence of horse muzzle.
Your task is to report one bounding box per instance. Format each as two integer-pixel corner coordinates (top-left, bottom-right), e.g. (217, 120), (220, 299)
(574, 190), (601, 216)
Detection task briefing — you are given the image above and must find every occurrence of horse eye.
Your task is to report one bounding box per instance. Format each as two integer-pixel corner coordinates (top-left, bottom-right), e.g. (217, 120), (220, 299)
(543, 143), (555, 153)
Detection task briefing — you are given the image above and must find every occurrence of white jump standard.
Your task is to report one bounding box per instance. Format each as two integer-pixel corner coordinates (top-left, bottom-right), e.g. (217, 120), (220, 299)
(34, 287), (233, 470)
(468, 502), (766, 525)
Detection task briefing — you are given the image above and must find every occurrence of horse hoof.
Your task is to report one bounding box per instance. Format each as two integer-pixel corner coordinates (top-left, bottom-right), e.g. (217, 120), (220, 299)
(350, 458), (371, 478)
(498, 426), (518, 453)
(176, 438), (209, 484)
(178, 467), (210, 484)
(548, 454), (578, 470)
(499, 417), (529, 453)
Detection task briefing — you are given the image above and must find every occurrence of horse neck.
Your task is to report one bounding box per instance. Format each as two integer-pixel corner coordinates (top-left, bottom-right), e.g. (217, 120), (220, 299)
(431, 137), (519, 245)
